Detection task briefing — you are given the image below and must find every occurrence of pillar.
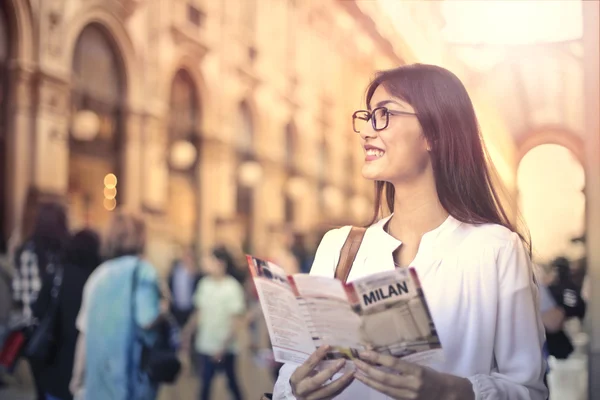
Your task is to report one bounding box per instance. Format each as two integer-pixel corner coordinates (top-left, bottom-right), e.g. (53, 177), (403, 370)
(583, 2), (600, 399)
(4, 64), (34, 244)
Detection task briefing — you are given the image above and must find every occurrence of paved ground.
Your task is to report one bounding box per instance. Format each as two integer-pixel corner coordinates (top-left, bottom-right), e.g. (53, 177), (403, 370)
(0, 327), (274, 400)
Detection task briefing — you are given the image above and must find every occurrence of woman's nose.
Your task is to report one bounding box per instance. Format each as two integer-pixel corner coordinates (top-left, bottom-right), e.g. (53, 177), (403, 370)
(359, 125), (377, 140)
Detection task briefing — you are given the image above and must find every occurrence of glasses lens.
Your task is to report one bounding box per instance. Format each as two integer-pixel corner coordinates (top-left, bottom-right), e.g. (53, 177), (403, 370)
(353, 111), (370, 133)
(373, 108), (388, 130)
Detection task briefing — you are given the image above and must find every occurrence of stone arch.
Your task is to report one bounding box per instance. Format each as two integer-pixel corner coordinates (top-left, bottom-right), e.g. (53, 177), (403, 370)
(165, 55), (210, 135)
(516, 125), (585, 166)
(2, 0), (35, 67)
(64, 6), (140, 109)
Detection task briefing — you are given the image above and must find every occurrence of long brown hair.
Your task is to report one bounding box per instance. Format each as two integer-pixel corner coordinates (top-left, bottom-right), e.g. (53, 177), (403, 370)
(365, 64), (530, 251)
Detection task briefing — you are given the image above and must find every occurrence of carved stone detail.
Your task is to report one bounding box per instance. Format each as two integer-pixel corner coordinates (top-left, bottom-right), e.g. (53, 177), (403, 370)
(34, 72), (70, 116)
(41, 0), (66, 60)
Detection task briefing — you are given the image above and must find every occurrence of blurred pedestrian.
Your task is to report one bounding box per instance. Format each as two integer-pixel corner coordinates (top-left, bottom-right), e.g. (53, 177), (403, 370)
(168, 246), (202, 328)
(182, 249), (245, 400)
(70, 211), (168, 400)
(35, 229), (101, 400)
(12, 201), (69, 400)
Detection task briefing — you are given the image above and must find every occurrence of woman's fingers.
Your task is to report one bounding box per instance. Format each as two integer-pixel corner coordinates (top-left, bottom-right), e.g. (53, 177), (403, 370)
(359, 350), (419, 375)
(354, 359), (419, 390)
(291, 345), (331, 384)
(306, 370), (355, 400)
(354, 373), (414, 399)
(296, 359), (346, 394)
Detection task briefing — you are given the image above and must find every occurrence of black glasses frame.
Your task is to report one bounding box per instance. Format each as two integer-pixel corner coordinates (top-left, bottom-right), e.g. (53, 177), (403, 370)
(352, 106), (417, 134)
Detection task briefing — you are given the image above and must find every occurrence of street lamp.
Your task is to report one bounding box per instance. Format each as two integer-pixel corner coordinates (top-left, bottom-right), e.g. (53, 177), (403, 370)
(71, 110), (100, 141)
(170, 139), (198, 170)
(238, 160), (263, 187)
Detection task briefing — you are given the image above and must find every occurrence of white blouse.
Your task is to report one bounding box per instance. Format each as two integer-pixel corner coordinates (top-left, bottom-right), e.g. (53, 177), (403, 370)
(273, 215), (547, 400)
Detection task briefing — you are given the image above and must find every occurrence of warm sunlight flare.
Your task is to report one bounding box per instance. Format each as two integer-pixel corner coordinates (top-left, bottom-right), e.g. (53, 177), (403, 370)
(517, 144), (585, 263)
(440, 0), (582, 45)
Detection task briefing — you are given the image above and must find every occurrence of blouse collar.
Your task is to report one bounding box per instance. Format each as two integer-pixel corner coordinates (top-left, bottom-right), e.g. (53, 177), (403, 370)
(368, 213), (463, 258)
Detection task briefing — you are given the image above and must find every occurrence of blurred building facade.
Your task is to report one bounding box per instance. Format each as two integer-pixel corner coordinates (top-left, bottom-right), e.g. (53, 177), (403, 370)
(0, 0), (421, 268)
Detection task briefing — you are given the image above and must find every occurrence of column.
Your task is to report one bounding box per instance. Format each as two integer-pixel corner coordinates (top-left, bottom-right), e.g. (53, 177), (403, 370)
(4, 64), (34, 243)
(31, 72), (70, 195)
(583, 2), (600, 399)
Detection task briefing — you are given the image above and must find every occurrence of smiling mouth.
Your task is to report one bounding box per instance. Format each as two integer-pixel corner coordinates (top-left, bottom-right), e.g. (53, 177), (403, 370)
(366, 148), (385, 158)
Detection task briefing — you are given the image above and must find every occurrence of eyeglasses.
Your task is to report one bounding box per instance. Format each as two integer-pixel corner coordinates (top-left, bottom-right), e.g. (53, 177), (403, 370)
(352, 107), (417, 134)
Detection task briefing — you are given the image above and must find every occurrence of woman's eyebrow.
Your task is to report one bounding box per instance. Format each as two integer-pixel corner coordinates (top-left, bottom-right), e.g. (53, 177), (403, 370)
(375, 100), (407, 110)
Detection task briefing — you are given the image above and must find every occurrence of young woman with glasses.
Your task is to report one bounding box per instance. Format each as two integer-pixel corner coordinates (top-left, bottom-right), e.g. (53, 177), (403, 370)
(273, 64), (547, 400)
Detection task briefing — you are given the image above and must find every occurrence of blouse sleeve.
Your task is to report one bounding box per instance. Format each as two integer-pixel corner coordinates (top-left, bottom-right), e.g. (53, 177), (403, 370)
(273, 228), (349, 399)
(467, 232), (548, 400)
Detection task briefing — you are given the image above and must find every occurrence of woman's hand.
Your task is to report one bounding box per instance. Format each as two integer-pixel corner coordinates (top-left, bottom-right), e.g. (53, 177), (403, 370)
(289, 345), (355, 400)
(354, 351), (475, 400)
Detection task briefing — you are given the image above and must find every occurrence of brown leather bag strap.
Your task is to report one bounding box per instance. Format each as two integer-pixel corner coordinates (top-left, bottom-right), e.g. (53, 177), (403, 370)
(335, 227), (367, 283)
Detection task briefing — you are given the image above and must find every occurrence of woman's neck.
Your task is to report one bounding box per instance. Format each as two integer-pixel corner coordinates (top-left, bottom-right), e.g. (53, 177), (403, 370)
(387, 177), (448, 242)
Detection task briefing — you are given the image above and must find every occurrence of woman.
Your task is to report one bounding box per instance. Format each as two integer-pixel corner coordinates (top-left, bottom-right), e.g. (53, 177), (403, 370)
(12, 201), (70, 400)
(70, 211), (165, 400)
(36, 229), (101, 400)
(274, 64), (547, 399)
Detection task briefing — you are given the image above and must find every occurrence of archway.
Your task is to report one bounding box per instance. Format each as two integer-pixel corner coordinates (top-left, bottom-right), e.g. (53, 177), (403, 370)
(68, 24), (126, 230)
(167, 69), (200, 246)
(517, 144), (585, 263)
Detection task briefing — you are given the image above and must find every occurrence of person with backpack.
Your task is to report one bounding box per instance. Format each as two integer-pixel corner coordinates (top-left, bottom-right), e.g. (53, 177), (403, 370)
(12, 201), (70, 400)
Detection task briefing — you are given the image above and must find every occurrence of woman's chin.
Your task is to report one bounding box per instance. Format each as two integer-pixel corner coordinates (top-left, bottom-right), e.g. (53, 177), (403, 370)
(361, 165), (385, 181)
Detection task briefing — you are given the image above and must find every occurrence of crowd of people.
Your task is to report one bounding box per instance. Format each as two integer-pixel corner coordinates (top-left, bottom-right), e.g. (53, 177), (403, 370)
(0, 199), (317, 400)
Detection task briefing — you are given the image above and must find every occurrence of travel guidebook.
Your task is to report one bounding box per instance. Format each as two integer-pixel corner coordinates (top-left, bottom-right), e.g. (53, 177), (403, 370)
(246, 255), (444, 370)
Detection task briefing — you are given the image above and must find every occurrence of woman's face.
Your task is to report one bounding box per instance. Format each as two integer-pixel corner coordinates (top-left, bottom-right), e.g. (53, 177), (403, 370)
(359, 85), (431, 184)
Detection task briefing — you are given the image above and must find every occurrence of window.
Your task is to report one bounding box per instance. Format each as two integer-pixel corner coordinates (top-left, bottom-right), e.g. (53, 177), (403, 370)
(69, 24), (125, 230)
(169, 69), (198, 143)
(168, 69), (199, 245)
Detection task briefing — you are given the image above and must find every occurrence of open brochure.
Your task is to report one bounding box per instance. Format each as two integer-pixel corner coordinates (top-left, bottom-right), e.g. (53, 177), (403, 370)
(246, 255), (443, 369)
